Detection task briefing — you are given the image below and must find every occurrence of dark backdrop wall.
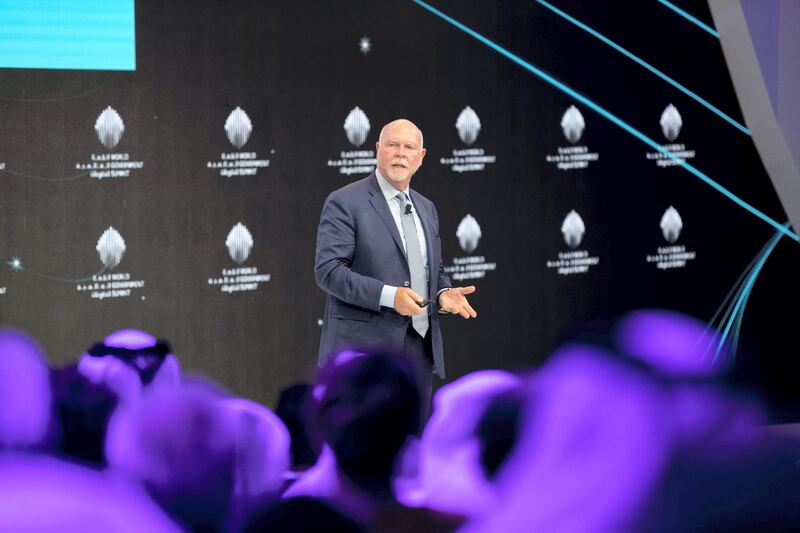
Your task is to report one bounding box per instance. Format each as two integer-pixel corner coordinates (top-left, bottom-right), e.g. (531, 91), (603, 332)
(1, 0), (798, 419)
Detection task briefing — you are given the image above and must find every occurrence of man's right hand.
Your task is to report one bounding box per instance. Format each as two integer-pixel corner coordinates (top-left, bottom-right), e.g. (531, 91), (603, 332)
(394, 287), (426, 316)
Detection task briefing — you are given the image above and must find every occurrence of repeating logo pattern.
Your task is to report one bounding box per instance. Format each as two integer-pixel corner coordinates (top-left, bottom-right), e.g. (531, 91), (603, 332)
(95, 107), (125, 150)
(660, 104), (682, 142)
(226, 223), (254, 264)
(547, 210), (598, 275)
(209, 223), (269, 293)
(647, 206), (695, 270)
(440, 106), (496, 173)
(455, 106), (481, 145)
(344, 107), (370, 147)
(445, 213), (496, 281)
(561, 210), (585, 249)
(225, 107), (253, 149)
(561, 105), (585, 144)
(660, 206), (683, 243)
(96, 227), (126, 270)
(646, 104), (694, 166)
(77, 106), (143, 179)
(456, 214), (482, 253)
(546, 105), (598, 170)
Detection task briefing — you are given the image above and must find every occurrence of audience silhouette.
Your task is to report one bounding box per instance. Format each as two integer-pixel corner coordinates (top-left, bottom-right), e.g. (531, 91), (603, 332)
(0, 316), (797, 532)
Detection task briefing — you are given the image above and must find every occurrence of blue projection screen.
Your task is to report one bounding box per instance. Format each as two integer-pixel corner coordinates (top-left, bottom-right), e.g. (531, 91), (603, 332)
(0, 0), (135, 70)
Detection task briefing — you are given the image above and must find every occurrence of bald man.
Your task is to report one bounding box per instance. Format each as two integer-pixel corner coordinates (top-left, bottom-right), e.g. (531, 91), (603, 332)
(315, 119), (476, 400)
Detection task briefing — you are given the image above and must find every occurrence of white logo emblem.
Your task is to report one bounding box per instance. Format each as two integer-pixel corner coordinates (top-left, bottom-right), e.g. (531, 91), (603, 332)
(95, 107), (125, 150)
(561, 210), (585, 249)
(344, 107), (370, 147)
(225, 107), (253, 149)
(660, 206), (683, 243)
(561, 105), (585, 144)
(226, 222), (254, 264)
(455, 106), (481, 145)
(660, 104), (682, 142)
(456, 214), (482, 253)
(96, 227), (126, 270)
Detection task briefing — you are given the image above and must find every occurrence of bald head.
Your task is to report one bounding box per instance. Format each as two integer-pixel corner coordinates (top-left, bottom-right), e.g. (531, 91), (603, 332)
(375, 119), (427, 191)
(379, 119), (424, 149)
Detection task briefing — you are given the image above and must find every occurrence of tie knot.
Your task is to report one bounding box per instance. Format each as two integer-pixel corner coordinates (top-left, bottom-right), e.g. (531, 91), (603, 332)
(395, 193), (409, 210)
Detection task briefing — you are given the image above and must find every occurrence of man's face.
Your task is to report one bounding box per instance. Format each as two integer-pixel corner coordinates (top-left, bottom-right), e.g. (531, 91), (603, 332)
(376, 121), (427, 190)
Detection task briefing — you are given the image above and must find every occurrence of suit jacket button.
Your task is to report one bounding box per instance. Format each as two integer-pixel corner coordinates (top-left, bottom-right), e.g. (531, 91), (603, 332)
(403, 281), (410, 287)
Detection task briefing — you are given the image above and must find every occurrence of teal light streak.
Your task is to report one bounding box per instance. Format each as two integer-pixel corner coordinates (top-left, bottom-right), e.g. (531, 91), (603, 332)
(713, 223), (789, 363)
(697, 252), (755, 364)
(409, 0), (798, 242)
(656, 0), (720, 38)
(533, 0), (749, 135)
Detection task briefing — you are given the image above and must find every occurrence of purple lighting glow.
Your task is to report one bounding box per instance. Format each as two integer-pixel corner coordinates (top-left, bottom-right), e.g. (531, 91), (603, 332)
(462, 346), (672, 533)
(104, 329), (158, 350)
(615, 309), (726, 377)
(0, 328), (52, 449)
(396, 370), (521, 516)
(0, 454), (180, 532)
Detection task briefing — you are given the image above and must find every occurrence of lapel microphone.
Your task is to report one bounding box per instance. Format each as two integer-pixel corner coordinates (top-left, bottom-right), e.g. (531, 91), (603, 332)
(405, 203), (412, 215)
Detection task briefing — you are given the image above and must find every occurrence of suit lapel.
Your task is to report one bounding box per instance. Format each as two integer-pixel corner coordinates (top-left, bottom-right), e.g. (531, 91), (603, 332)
(367, 174), (406, 258)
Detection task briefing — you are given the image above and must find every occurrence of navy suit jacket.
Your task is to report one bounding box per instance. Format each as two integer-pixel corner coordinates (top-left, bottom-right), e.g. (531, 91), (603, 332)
(315, 173), (451, 378)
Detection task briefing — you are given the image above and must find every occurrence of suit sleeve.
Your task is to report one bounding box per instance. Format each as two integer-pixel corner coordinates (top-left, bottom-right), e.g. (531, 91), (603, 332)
(314, 191), (384, 311)
(431, 202), (452, 293)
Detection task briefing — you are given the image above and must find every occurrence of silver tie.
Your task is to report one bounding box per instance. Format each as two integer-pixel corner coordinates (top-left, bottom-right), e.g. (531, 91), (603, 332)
(395, 193), (429, 338)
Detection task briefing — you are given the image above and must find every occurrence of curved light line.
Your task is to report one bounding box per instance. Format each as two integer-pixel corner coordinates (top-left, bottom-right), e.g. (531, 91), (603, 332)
(656, 0), (720, 38)
(703, 265), (750, 362)
(0, 168), (91, 182)
(730, 304), (744, 361)
(409, 0), (798, 242)
(533, 0), (749, 135)
(703, 244), (761, 335)
(713, 223), (787, 362)
(7, 259), (107, 283)
(706, 278), (748, 357)
(695, 241), (765, 362)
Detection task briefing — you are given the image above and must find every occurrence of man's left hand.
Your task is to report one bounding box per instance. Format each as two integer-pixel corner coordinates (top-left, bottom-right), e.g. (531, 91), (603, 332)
(438, 286), (477, 319)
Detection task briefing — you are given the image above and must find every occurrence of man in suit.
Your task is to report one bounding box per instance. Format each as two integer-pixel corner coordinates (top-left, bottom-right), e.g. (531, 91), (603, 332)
(315, 118), (477, 401)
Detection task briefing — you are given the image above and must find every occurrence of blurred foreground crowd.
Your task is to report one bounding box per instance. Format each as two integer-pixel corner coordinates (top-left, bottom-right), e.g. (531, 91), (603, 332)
(1, 310), (799, 532)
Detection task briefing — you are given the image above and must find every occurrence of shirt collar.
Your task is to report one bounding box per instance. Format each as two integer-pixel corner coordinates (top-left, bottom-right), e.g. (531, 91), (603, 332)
(375, 168), (409, 202)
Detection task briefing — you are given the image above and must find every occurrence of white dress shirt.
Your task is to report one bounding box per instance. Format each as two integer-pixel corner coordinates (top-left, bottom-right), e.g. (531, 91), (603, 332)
(375, 169), (429, 308)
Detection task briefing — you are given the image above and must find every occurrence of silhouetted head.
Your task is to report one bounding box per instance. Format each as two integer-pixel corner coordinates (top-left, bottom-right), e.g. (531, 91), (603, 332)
(83, 329), (175, 386)
(50, 364), (118, 466)
(105, 384), (237, 531)
(311, 351), (421, 494)
(475, 387), (525, 479)
(221, 396), (292, 530)
(275, 383), (318, 469)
